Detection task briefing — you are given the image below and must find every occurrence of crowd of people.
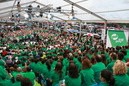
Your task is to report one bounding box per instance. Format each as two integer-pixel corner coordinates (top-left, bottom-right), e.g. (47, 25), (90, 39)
(0, 27), (129, 86)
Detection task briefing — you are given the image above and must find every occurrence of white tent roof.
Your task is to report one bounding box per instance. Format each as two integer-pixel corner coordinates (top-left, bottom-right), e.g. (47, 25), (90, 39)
(0, 0), (129, 23)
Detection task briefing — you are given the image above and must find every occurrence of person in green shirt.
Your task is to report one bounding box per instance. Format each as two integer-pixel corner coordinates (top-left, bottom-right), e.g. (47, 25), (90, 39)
(0, 66), (10, 81)
(0, 79), (13, 86)
(120, 49), (129, 62)
(12, 75), (22, 86)
(29, 58), (39, 73)
(51, 62), (64, 86)
(80, 58), (96, 86)
(125, 48), (129, 61)
(117, 52), (126, 62)
(20, 77), (33, 86)
(99, 69), (115, 86)
(21, 67), (36, 85)
(51, 57), (58, 71)
(64, 62), (81, 86)
(107, 52), (117, 73)
(45, 59), (53, 86)
(113, 60), (129, 86)
(11, 67), (22, 78)
(73, 56), (82, 71)
(92, 55), (106, 83)
(62, 57), (69, 69)
(0, 57), (6, 68)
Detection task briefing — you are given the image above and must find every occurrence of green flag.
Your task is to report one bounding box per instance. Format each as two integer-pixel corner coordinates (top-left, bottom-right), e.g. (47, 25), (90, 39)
(106, 30), (128, 48)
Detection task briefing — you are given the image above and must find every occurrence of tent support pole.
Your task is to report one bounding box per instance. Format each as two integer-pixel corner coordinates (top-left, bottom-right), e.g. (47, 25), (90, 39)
(104, 21), (107, 29)
(103, 21), (107, 43)
(79, 21), (82, 41)
(64, 0), (107, 22)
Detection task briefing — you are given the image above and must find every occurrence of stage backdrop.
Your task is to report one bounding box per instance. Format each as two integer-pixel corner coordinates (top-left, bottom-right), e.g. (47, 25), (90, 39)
(106, 30), (128, 48)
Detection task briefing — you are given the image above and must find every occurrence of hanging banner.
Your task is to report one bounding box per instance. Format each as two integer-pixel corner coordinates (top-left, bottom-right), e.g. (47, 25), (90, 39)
(106, 30), (128, 48)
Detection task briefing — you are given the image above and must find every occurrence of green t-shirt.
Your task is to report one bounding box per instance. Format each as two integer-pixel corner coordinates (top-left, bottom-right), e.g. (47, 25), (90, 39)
(0, 79), (13, 86)
(42, 48), (47, 51)
(80, 68), (96, 86)
(126, 49), (129, 55)
(124, 54), (129, 62)
(65, 75), (81, 86)
(127, 68), (129, 76)
(29, 62), (37, 72)
(106, 60), (116, 73)
(38, 63), (47, 73)
(99, 82), (109, 86)
(80, 46), (85, 51)
(34, 62), (43, 73)
(106, 57), (112, 65)
(12, 81), (21, 86)
(51, 61), (57, 71)
(63, 58), (69, 68)
(86, 53), (93, 59)
(39, 63), (51, 79)
(0, 60), (5, 68)
(51, 70), (63, 86)
(75, 60), (82, 71)
(62, 65), (67, 77)
(0, 66), (10, 81)
(114, 74), (129, 86)
(11, 71), (22, 78)
(92, 62), (106, 83)
(21, 71), (36, 85)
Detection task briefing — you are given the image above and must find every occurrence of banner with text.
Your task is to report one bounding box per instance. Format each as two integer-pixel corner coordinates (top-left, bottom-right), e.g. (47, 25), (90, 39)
(106, 30), (128, 48)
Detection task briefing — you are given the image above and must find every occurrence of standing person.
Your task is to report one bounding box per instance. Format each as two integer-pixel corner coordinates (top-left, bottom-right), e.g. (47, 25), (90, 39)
(64, 62), (81, 86)
(113, 60), (129, 86)
(80, 57), (96, 86)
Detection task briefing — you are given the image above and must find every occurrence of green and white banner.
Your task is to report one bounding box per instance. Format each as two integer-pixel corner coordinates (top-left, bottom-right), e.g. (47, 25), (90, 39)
(106, 30), (128, 48)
